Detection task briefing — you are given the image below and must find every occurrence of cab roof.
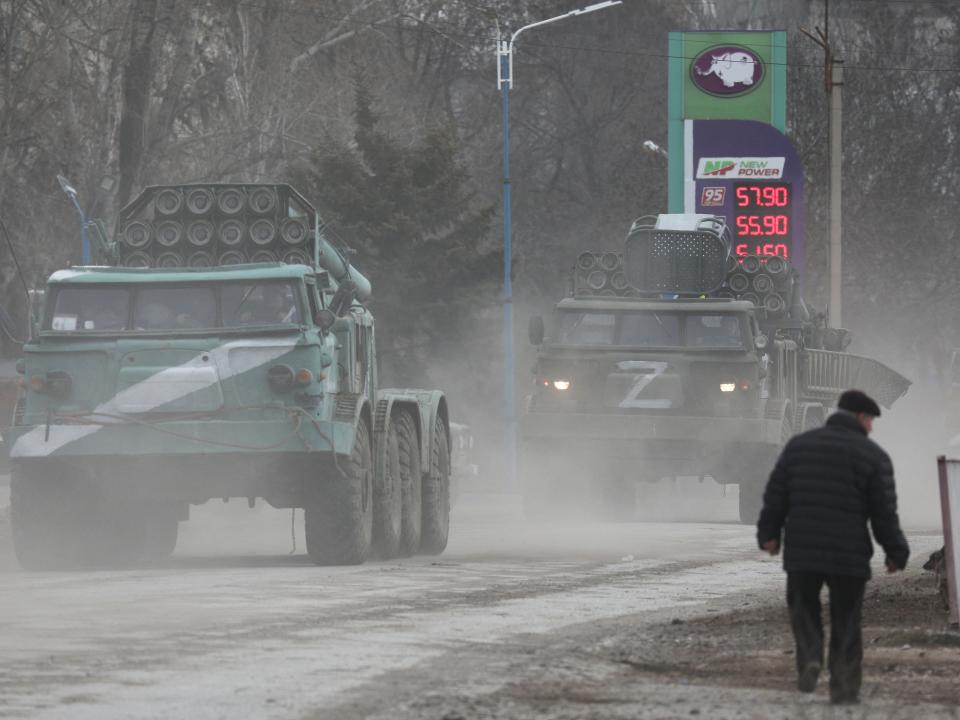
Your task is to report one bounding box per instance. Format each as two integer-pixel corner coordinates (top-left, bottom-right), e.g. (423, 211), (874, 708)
(48, 262), (314, 285)
(555, 297), (755, 313)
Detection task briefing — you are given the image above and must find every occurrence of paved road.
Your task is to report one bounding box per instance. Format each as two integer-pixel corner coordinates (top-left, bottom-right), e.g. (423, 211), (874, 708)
(0, 490), (944, 719)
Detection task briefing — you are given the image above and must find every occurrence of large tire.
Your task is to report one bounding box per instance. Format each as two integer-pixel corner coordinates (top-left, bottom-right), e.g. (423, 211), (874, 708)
(305, 420), (374, 565)
(396, 410), (422, 557)
(141, 514), (179, 559)
(419, 416), (450, 555)
(373, 417), (403, 559)
(739, 415), (792, 525)
(598, 475), (636, 522)
(738, 481), (765, 525)
(11, 463), (143, 569)
(520, 445), (567, 522)
(11, 463), (81, 570)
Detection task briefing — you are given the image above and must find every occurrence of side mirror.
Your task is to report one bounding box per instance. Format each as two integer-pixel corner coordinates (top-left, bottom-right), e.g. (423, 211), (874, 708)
(314, 309), (337, 332)
(528, 315), (545, 346)
(754, 334), (768, 352)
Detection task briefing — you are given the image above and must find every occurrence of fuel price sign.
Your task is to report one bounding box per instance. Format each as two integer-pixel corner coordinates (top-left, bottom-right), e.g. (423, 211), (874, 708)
(690, 120), (806, 283)
(732, 181), (792, 259)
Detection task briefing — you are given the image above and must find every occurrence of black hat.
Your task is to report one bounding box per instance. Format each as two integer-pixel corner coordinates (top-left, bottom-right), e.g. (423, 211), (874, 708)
(838, 389), (881, 417)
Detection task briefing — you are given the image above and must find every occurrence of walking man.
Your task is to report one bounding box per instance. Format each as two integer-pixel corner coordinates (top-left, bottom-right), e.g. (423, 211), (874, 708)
(757, 389), (910, 704)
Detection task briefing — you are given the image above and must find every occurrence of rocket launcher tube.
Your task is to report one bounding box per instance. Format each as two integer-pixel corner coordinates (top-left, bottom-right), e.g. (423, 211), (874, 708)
(315, 231), (372, 301)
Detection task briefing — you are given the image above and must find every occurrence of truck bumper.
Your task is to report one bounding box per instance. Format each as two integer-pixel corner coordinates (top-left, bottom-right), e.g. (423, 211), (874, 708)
(519, 412), (781, 480)
(6, 416), (356, 506)
(520, 412), (781, 444)
(7, 415), (354, 459)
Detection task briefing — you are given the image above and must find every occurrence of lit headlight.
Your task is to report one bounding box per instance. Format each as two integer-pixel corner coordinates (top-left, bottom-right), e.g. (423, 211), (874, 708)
(720, 382), (736, 393)
(552, 380), (571, 391)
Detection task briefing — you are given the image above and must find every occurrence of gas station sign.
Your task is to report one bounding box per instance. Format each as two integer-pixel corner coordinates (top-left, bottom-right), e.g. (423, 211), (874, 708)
(686, 119), (805, 277)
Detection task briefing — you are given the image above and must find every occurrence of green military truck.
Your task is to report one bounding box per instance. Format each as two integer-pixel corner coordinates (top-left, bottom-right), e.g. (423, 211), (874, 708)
(521, 214), (911, 523)
(7, 184), (451, 569)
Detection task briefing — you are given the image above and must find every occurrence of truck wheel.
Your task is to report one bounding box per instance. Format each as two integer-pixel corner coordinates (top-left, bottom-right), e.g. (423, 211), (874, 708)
(521, 483), (551, 522)
(373, 416), (403, 559)
(520, 446), (562, 522)
(419, 416), (450, 554)
(396, 410), (422, 556)
(142, 515), (179, 559)
(599, 476), (636, 522)
(738, 482), (764, 525)
(10, 464), (79, 570)
(10, 463), (139, 569)
(305, 419), (374, 565)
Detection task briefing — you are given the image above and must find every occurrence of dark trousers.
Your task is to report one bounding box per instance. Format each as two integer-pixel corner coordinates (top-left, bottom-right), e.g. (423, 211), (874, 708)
(786, 572), (867, 700)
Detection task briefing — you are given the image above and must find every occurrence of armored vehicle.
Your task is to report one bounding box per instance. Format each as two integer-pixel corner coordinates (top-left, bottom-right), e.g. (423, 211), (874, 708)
(7, 184), (451, 568)
(521, 214), (911, 522)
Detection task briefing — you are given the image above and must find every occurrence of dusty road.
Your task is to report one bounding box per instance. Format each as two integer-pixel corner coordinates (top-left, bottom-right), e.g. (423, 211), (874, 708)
(0, 487), (951, 720)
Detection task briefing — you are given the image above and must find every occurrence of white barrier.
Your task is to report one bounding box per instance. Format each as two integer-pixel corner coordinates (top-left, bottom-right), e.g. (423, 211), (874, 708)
(936, 457), (960, 626)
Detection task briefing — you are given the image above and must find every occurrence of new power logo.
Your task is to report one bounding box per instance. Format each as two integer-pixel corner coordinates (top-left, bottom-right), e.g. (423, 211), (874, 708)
(696, 157), (785, 179)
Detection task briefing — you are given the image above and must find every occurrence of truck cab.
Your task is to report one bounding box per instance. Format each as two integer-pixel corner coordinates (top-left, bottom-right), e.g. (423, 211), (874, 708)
(522, 295), (785, 521)
(530, 297), (766, 418)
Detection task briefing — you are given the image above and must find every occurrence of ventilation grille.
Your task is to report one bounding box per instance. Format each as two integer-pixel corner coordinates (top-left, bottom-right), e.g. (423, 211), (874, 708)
(624, 229), (728, 294)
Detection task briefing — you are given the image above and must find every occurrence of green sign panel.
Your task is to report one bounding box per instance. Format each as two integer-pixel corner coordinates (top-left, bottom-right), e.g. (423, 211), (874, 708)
(668, 31), (787, 212)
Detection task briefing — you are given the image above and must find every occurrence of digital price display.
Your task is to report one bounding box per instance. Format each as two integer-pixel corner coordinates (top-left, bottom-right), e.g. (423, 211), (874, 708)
(732, 181), (792, 259)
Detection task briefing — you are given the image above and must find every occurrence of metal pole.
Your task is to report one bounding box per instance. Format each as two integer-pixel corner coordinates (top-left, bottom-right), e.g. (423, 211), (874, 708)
(828, 60), (843, 328)
(495, 1), (621, 491)
(500, 45), (516, 492)
(79, 210), (91, 264)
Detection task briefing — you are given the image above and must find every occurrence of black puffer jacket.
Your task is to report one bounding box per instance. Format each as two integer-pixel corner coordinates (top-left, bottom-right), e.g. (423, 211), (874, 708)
(757, 412), (910, 578)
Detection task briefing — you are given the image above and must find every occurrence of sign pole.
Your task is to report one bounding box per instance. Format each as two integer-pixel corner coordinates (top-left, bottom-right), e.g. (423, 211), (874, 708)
(828, 60), (843, 328)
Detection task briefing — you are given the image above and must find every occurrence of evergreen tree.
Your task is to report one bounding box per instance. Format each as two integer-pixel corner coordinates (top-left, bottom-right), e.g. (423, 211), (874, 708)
(294, 81), (498, 387)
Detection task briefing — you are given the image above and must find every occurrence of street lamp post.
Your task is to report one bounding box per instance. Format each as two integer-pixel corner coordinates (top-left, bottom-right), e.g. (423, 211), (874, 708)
(496, 1), (622, 490)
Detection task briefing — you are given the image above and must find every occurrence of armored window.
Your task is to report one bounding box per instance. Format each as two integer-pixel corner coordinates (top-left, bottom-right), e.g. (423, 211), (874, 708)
(618, 313), (682, 347)
(50, 287), (130, 331)
(221, 281), (302, 327)
(685, 314), (744, 348)
(557, 312), (616, 345)
(134, 287), (216, 330)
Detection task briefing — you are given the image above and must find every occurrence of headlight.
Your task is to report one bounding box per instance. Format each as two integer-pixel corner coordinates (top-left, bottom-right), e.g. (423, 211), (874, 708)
(552, 380), (571, 391)
(720, 382), (736, 393)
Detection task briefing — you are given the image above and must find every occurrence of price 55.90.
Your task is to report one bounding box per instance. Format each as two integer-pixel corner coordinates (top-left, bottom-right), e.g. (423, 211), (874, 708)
(735, 214), (789, 237)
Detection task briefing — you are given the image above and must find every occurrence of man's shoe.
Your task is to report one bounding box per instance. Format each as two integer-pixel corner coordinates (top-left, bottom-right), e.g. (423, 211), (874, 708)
(830, 693), (860, 705)
(797, 662), (821, 692)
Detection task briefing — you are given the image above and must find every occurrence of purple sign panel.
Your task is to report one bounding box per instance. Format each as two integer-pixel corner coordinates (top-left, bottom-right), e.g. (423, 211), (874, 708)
(690, 45), (765, 98)
(689, 119), (805, 284)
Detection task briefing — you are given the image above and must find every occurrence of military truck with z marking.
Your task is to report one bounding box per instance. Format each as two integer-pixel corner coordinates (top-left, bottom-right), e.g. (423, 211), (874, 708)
(521, 214), (910, 522)
(7, 183), (451, 568)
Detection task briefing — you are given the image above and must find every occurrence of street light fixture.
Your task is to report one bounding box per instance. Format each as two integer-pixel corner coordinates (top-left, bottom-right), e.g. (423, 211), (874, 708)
(642, 140), (668, 159)
(496, 0), (622, 489)
(57, 174), (91, 264)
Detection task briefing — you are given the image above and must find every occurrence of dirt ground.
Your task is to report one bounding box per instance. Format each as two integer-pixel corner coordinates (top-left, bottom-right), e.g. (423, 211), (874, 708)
(316, 559), (957, 720)
(603, 564), (960, 707)
(0, 489), (955, 719)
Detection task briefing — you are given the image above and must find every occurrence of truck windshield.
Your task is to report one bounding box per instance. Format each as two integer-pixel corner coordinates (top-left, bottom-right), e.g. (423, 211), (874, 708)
(134, 287), (216, 330)
(555, 311), (744, 349)
(222, 282), (301, 327)
(48, 281), (302, 332)
(684, 314), (743, 348)
(51, 287), (130, 331)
